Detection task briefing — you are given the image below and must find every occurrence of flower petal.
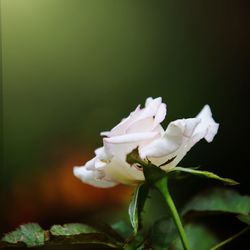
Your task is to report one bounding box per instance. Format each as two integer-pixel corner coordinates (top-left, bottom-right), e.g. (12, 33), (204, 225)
(73, 166), (117, 188)
(153, 103), (167, 127)
(103, 97), (165, 137)
(139, 118), (200, 159)
(145, 97), (153, 106)
(104, 132), (159, 144)
(126, 117), (154, 133)
(85, 158), (96, 170)
(94, 147), (111, 161)
(195, 105), (219, 143)
(100, 131), (109, 136)
(140, 105), (219, 171)
(104, 141), (140, 165)
(105, 157), (144, 185)
(133, 97), (162, 122)
(145, 97), (162, 112)
(95, 158), (107, 169)
(107, 105), (141, 137)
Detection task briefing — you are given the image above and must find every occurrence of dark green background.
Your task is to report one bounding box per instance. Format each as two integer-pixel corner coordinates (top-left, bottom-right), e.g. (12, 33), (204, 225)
(1, 0), (250, 247)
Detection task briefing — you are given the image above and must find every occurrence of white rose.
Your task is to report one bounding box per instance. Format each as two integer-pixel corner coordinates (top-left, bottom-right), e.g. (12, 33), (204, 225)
(74, 97), (219, 187)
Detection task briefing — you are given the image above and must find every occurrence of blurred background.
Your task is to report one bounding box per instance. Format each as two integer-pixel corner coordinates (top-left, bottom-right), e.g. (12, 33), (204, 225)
(1, 0), (250, 248)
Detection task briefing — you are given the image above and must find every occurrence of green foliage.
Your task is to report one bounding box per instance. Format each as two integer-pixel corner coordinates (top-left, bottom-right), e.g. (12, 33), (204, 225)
(237, 214), (250, 225)
(149, 217), (177, 250)
(50, 223), (97, 236)
(2, 188), (250, 250)
(128, 184), (149, 234)
(150, 221), (219, 250)
(129, 161), (249, 250)
(171, 223), (219, 250)
(1, 227), (23, 245)
(111, 220), (145, 250)
(182, 188), (250, 216)
(154, 177), (190, 250)
(49, 230), (121, 248)
(173, 167), (239, 185)
(123, 233), (144, 250)
(111, 221), (133, 239)
(1, 223), (45, 247)
(1, 223), (122, 249)
(1, 165), (249, 250)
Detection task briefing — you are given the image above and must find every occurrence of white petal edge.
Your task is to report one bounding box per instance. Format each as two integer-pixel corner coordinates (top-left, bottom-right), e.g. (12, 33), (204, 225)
(94, 147), (111, 161)
(73, 166), (117, 188)
(104, 132), (159, 144)
(153, 103), (167, 128)
(195, 104), (219, 143)
(85, 158), (96, 170)
(107, 105), (141, 137)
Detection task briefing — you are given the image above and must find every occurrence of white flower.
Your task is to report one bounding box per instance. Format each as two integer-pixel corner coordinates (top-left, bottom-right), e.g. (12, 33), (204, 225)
(74, 97), (219, 187)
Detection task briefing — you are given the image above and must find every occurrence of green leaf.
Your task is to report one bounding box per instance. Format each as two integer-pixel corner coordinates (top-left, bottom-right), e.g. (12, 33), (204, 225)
(123, 232), (144, 250)
(179, 189), (250, 249)
(171, 223), (219, 250)
(128, 184), (149, 234)
(173, 167), (239, 185)
(111, 220), (143, 250)
(1, 223), (122, 249)
(149, 217), (178, 250)
(1, 229), (23, 245)
(111, 220), (133, 239)
(2, 223), (45, 247)
(50, 223), (97, 236)
(183, 188), (250, 216)
(49, 223), (122, 248)
(237, 214), (250, 225)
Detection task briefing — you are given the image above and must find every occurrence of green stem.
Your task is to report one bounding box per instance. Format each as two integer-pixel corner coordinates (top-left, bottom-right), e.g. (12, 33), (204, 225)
(210, 226), (250, 250)
(155, 178), (190, 250)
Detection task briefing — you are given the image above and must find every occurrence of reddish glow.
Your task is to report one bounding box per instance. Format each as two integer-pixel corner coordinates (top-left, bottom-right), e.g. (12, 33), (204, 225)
(4, 149), (132, 230)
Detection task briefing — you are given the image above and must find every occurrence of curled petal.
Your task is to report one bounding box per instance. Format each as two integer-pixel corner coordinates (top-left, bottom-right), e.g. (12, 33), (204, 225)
(107, 105), (141, 137)
(140, 105), (219, 171)
(94, 158), (107, 169)
(145, 97), (153, 106)
(73, 166), (117, 188)
(85, 158), (96, 170)
(94, 147), (111, 161)
(104, 132), (160, 165)
(102, 97), (166, 137)
(153, 103), (167, 127)
(141, 97), (163, 118)
(140, 118), (200, 159)
(100, 131), (109, 137)
(145, 97), (162, 110)
(195, 105), (219, 143)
